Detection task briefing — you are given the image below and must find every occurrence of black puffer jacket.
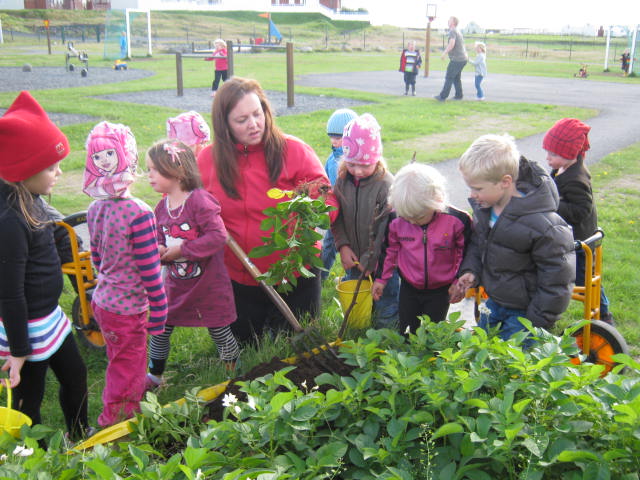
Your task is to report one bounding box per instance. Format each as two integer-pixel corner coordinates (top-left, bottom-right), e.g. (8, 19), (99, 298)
(460, 157), (576, 329)
(551, 161), (597, 241)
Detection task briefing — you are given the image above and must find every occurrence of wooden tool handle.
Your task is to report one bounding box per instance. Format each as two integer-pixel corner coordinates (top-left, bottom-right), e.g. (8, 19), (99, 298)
(226, 235), (303, 332)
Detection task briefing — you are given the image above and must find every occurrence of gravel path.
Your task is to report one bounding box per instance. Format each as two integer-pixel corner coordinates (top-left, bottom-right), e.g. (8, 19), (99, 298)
(96, 88), (370, 118)
(0, 66), (369, 126)
(299, 70), (640, 209)
(0, 66), (154, 92)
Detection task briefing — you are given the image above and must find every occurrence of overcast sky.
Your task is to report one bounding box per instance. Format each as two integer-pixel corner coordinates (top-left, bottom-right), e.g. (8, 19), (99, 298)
(343, 0), (640, 32)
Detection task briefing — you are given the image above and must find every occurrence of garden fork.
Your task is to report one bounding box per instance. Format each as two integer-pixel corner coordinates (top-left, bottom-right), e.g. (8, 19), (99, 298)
(226, 235), (343, 373)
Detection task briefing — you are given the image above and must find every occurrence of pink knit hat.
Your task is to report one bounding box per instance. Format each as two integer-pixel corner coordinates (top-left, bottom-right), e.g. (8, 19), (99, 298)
(166, 111), (210, 146)
(0, 91), (69, 182)
(342, 113), (383, 165)
(83, 121), (138, 199)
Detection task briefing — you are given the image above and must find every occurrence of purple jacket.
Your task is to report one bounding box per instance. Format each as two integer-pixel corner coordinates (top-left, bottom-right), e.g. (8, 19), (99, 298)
(377, 206), (471, 290)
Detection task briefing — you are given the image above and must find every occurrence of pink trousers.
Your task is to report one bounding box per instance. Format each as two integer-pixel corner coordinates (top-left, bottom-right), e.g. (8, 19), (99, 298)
(93, 303), (147, 427)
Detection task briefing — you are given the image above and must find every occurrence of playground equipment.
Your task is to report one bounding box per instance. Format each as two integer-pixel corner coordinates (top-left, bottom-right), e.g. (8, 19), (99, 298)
(467, 228), (628, 374)
(56, 212), (104, 348)
(65, 41), (89, 77)
(113, 59), (128, 70)
(569, 229), (628, 374)
(574, 64), (589, 78)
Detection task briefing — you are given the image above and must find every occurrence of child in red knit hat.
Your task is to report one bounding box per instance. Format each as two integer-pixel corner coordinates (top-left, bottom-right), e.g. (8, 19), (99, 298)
(0, 91), (91, 441)
(543, 118), (613, 324)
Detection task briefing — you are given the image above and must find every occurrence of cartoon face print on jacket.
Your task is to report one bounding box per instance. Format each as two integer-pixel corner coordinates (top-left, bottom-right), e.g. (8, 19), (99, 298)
(83, 121), (138, 199)
(163, 222), (202, 280)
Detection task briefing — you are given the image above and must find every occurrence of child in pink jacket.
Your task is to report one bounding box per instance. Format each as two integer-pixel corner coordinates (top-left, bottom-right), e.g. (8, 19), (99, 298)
(373, 163), (471, 334)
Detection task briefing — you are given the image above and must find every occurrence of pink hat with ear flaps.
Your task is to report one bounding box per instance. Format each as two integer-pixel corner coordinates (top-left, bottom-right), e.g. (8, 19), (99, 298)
(341, 113), (383, 166)
(166, 111), (210, 146)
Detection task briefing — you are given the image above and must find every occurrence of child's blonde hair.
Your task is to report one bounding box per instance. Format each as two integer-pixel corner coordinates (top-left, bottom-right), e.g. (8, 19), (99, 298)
(475, 41), (486, 53)
(337, 158), (387, 180)
(147, 139), (203, 192)
(458, 134), (520, 183)
(390, 163), (447, 219)
(214, 38), (226, 48)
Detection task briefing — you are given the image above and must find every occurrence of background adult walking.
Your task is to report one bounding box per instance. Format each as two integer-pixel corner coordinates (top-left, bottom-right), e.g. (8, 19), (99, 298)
(399, 40), (422, 96)
(196, 77), (338, 344)
(434, 16), (468, 101)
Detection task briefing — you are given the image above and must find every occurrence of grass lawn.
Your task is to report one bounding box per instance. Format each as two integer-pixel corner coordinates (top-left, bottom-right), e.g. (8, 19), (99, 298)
(0, 42), (637, 434)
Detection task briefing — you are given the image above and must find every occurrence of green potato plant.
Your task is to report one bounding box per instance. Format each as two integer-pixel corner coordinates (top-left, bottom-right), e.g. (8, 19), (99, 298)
(249, 185), (335, 293)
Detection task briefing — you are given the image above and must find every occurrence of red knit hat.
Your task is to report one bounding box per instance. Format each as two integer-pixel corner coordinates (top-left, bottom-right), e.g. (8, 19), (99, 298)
(0, 91), (69, 182)
(542, 118), (591, 160)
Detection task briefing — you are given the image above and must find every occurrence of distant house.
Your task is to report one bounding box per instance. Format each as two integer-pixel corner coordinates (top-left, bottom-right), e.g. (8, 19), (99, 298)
(463, 21), (484, 35)
(15, 0), (357, 18)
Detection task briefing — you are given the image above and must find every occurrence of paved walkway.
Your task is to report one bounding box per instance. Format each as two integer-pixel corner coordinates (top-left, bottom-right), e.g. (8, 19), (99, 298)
(298, 70), (640, 209)
(300, 70), (640, 325)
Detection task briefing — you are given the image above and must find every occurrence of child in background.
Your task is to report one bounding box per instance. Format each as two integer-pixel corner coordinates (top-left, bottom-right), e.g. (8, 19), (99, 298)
(84, 121), (167, 427)
(0, 91), (91, 440)
(543, 118), (613, 324)
(621, 50), (630, 76)
(321, 108), (358, 280)
(331, 113), (399, 328)
(469, 41), (487, 100)
(206, 39), (228, 97)
(454, 134), (575, 342)
(166, 111), (211, 157)
(372, 163), (472, 335)
(145, 139), (240, 389)
(399, 40), (422, 96)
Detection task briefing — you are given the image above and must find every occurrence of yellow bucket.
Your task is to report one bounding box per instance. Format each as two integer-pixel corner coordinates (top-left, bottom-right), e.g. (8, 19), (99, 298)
(0, 383), (32, 438)
(336, 277), (373, 329)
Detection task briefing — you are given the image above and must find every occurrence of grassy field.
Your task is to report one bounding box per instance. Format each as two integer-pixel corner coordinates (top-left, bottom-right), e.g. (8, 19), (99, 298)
(0, 10), (638, 434)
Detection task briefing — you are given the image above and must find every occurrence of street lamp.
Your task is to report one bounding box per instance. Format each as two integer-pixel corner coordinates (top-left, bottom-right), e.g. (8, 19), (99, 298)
(424, 3), (437, 77)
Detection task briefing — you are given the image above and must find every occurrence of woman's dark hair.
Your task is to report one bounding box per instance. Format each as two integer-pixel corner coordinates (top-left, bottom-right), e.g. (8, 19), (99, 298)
(210, 77), (286, 199)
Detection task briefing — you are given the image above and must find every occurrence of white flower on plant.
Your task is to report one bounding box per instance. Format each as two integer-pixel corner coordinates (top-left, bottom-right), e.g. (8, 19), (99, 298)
(478, 302), (491, 316)
(12, 445), (34, 457)
(195, 469), (204, 480)
(234, 405), (241, 414)
(0, 454), (7, 462)
(405, 325), (411, 335)
(247, 395), (257, 410)
(301, 380), (307, 390)
(222, 393), (238, 407)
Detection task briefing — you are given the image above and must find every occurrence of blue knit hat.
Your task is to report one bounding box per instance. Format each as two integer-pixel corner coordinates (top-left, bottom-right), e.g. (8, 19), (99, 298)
(326, 108), (358, 136)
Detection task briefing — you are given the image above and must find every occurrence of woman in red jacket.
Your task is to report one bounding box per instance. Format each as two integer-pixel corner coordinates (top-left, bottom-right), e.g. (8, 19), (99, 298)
(197, 77), (337, 344)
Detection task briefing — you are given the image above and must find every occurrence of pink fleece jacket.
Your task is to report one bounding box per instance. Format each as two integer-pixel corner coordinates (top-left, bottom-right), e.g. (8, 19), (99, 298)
(378, 206), (472, 290)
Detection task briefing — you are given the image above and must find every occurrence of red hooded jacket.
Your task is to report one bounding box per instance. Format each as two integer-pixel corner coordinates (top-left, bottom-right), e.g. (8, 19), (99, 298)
(197, 135), (337, 286)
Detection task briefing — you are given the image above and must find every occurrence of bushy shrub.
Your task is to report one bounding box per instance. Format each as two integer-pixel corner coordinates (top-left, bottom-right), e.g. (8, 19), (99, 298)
(2, 320), (639, 479)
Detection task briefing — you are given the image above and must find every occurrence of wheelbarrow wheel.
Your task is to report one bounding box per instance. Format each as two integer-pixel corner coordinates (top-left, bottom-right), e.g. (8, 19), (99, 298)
(71, 295), (105, 349)
(572, 320), (629, 375)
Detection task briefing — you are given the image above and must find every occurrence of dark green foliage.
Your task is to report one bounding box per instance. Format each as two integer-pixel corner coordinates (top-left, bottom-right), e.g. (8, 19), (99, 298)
(3, 320), (639, 478)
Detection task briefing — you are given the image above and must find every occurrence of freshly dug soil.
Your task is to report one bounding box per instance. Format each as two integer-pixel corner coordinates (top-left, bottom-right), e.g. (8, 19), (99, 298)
(205, 353), (354, 422)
